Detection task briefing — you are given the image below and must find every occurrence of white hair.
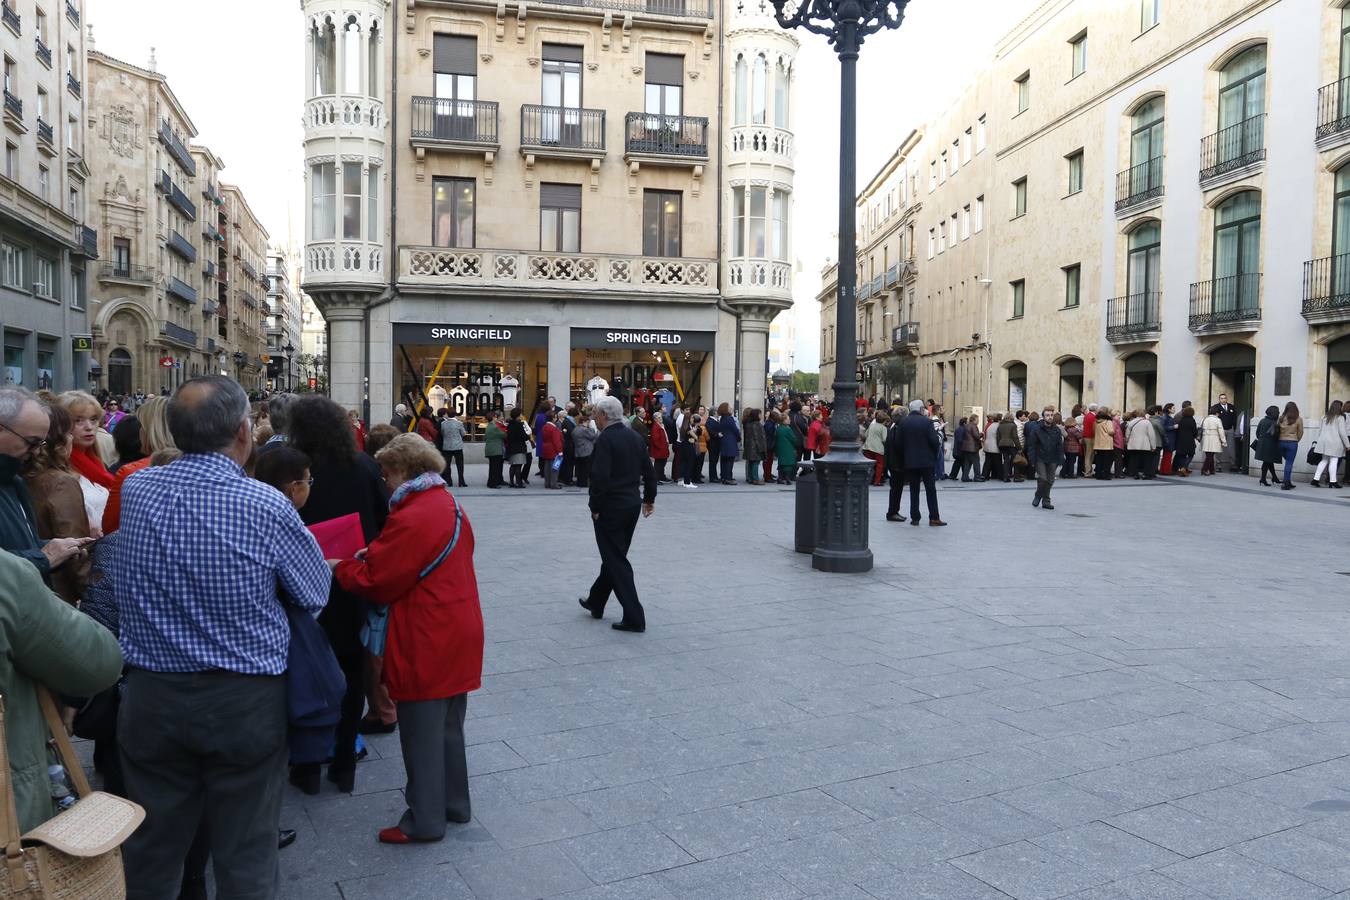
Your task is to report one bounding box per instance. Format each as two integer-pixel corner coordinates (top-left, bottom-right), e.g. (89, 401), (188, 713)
(594, 396), (625, 424)
(0, 387), (39, 426)
(908, 399), (925, 413)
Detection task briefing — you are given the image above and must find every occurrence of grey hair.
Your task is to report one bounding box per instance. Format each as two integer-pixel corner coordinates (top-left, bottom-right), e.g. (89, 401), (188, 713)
(267, 393), (297, 433)
(1088, 403), (1099, 411)
(594, 396), (625, 424)
(167, 377), (249, 454)
(908, 399), (925, 413)
(0, 387), (39, 426)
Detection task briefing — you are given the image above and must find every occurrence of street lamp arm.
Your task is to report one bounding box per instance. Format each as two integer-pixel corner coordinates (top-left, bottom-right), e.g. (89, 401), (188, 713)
(770, 0), (909, 51)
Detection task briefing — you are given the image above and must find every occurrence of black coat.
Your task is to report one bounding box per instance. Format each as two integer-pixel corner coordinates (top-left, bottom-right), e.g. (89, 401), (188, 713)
(588, 422), (658, 514)
(506, 419), (530, 456)
(1176, 415), (1199, 455)
(1255, 415), (1280, 463)
(1027, 422), (1065, 467)
(884, 420), (906, 472)
(897, 412), (940, 470)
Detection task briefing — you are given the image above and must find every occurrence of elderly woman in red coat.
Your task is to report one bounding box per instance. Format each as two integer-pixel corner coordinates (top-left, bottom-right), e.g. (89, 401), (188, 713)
(332, 433), (484, 844)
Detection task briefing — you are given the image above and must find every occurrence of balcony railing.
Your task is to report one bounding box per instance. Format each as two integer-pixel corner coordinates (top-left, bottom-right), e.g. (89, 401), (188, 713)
(399, 246), (716, 295)
(3, 90), (22, 122)
(1115, 157), (1164, 212)
(99, 263), (153, 283)
(79, 226), (96, 259)
(35, 117), (53, 149)
(65, 0), (78, 25)
(167, 231), (197, 264)
(1317, 77), (1350, 141)
(892, 322), (919, 348)
(1, 2), (19, 34)
(169, 184), (196, 221)
(155, 170), (172, 195)
(884, 264), (900, 289)
(520, 105), (606, 154)
(202, 182), (221, 205)
(166, 277), (198, 304)
(870, 275), (884, 296)
(306, 241), (385, 282)
(1189, 273), (1261, 331)
(35, 37), (50, 67)
(624, 113), (708, 159)
(203, 260), (216, 280)
(158, 119), (197, 177)
(409, 97), (498, 147)
(241, 260), (258, 281)
(1302, 254), (1350, 322)
(724, 259), (791, 295)
(304, 95), (386, 131)
(1199, 115), (1265, 182)
(859, 280), (873, 301)
(163, 321), (197, 346)
(66, 72), (80, 98)
(535, 0), (711, 16)
(240, 290), (259, 309)
(203, 223), (220, 243)
(1106, 292), (1161, 341)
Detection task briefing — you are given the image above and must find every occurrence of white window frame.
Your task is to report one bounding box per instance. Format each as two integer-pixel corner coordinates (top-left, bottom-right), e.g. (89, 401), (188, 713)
(977, 115), (987, 151)
(975, 195), (984, 232)
(961, 204), (971, 240)
(927, 228), (935, 259)
(1069, 31), (1087, 80)
(1015, 73), (1030, 114)
(963, 128), (972, 163)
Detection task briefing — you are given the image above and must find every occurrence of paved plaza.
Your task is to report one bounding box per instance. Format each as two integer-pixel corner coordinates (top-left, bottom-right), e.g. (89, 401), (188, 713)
(279, 472), (1350, 899)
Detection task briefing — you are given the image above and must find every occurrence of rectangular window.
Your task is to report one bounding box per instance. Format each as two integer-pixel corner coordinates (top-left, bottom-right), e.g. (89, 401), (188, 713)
(1, 241), (25, 288)
(1013, 178), (1027, 217)
(961, 204), (971, 240)
(950, 213), (958, 245)
(3, 142), (13, 180)
(35, 257), (55, 299)
(66, 115), (77, 149)
(310, 162), (335, 240)
(1141, 0), (1159, 32)
(1015, 72), (1030, 113)
(929, 160), (936, 191)
(68, 185), (78, 218)
(35, 88), (46, 122)
(977, 115), (987, 151)
(643, 190), (681, 257)
(1070, 32), (1087, 79)
(975, 195), (985, 232)
(539, 182), (582, 253)
(927, 228), (935, 259)
(37, 166), (49, 201)
(70, 265), (84, 309)
(367, 166), (380, 243)
(113, 237), (131, 275)
(1063, 264), (1081, 308)
(939, 151), (947, 182)
(341, 162), (362, 240)
(2, 57), (13, 95)
(952, 138), (960, 169)
(963, 128), (972, 163)
(34, 9), (46, 43)
(732, 185), (745, 257)
(644, 53), (683, 117)
(433, 177), (475, 248)
(938, 222), (946, 253)
(1067, 150), (1083, 195)
(433, 33), (477, 101)
(773, 191), (789, 261)
(1011, 279), (1025, 318)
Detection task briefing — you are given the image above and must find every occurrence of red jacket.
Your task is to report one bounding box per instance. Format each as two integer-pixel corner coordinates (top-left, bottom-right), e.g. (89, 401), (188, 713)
(335, 487), (484, 702)
(416, 417), (439, 443)
(649, 422), (670, 459)
(540, 421), (563, 460)
(1082, 411), (1096, 439)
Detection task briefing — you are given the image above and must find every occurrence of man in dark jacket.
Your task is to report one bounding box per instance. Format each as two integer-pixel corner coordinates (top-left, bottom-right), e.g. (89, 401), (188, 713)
(560, 403), (578, 486)
(1027, 407), (1066, 510)
(579, 397), (657, 633)
(884, 411), (907, 522)
(898, 400), (945, 526)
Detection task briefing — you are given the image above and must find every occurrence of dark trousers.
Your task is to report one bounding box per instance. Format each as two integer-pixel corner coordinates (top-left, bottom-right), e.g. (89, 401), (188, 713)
(907, 468), (939, 522)
(1174, 450), (1195, 473)
(681, 450), (697, 484)
(1126, 449), (1147, 478)
(120, 669), (288, 900)
(720, 455), (735, 482)
(1260, 460), (1277, 482)
(707, 450), (719, 484)
(1094, 452), (1113, 480)
(588, 505), (645, 629)
(442, 450), (465, 486)
(959, 451), (979, 481)
(655, 458), (668, 482)
(561, 447), (575, 484)
(487, 455), (504, 487)
(1202, 451), (1217, 475)
(397, 693), (470, 840)
(694, 453), (707, 482)
(1000, 448), (1018, 481)
(576, 455), (592, 487)
(886, 469), (906, 516)
(983, 451), (1001, 480)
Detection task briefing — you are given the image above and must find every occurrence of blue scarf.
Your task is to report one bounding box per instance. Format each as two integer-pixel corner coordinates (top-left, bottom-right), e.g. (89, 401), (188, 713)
(389, 471), (447, 510)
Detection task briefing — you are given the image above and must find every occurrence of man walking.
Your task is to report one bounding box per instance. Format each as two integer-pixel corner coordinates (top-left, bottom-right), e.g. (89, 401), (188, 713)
(578, 396), (657, 633)
(1028, 407), (1065, 510)
(899, 400), (946, 526)
(115, 376), (331, 900)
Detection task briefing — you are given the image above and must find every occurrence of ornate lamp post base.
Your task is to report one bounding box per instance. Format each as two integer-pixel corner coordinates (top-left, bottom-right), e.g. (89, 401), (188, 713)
(812, 445), (873, 573)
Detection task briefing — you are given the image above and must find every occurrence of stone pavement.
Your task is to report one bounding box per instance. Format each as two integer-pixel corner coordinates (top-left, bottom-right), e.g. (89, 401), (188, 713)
(279, 471), (1350, 899)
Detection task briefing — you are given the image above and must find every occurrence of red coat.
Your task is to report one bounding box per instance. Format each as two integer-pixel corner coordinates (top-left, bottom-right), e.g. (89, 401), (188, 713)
(335, 487), (484, 702)
(539, 421), (563, 460)
(649, 422), (669, 459)
(416, 417), (439, 443)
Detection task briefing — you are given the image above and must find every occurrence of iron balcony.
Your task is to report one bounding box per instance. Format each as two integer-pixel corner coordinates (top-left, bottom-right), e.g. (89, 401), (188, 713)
(169, 184), (197, 222)
(623, 113), (708, 160)
(1105, 292), (1161, 342)
(1115, 157), (1163, 213)
(163, 321), (197, 346)
(1189, 273), (1261, 332)
(158, 119), (197, 176)
(166, 277), (198, 305)
(409, 97), (499, 148)
(66, 72), (80, 98)
(79, 226), (96, 259)
(65, 0), (78, 25)
(1316, 77), (1350, 142)
(100, 263), (153, 283)
(1198, 115), (1265, 183)
(519, 105), (605, 156)
(1302, 254), (1350, 324)
(167, 231), (197, 264)
(1, 2), (19, 35)
(34, 36), (50, 67)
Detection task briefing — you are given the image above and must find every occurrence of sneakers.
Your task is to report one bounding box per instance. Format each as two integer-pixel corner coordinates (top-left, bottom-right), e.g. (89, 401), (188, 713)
(682, 482), (698, 489)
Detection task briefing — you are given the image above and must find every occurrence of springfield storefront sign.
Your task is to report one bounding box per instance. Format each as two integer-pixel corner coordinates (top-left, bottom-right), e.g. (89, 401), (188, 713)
(570, 328), (716, 351)
(391, 323), (549, 347)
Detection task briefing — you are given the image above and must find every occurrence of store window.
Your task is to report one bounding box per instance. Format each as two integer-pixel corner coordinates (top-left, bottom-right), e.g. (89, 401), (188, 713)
(3, 335), (24, 385)
(36, 344), (55, 391)
(643, 190), (681, 257)
(394, 324), (549, 430)
(433, 177), (475, 248)
(540, 183), (581, 253)
(570, 329), (715, 412)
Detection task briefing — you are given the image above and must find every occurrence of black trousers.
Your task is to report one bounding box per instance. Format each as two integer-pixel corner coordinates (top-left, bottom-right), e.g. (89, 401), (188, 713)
(719, 456), (734, 482)
(886, 469), (906, 516)
(707, 450), (720, 484)
(487, 455), (504, 487)
(587, 505), (645, 629)
(442, 450), (465, 486)
(907, 469), (939, 522)
(655, 458), (668, 482)
(561, 447), (575, 484)
(575, 456), (592, 487)
(1001, 448), (1017, 481)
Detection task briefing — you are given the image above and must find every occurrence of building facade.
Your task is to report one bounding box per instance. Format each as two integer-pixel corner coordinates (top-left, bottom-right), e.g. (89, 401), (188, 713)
(266, 247), (304, 390)
(85, 50), (269, 396)
(0, 0), (94, 392)
(820, 0), (1349, 464)
(301, 0), (795, 428)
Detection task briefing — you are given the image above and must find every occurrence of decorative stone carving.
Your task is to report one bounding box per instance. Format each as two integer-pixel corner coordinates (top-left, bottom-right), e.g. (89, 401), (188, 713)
(101, 104), (142, 159)
(111, 175), (131, 201)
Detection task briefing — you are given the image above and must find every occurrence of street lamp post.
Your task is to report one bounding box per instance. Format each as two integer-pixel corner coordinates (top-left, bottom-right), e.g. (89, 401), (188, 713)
(283, 342), (295, 391)
(767, 0), (908, 573)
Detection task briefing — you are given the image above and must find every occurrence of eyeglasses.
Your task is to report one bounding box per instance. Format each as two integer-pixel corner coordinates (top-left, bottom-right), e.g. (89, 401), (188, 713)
(0, 421), (46, 454)
(291, 477), (315, 487)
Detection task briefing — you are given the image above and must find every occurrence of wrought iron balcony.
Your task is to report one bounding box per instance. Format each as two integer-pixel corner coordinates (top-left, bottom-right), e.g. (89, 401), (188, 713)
(409, 97), (498, 149)
(892, 322), (919, 348)
(1317, 77), (1350, 142)
(166, 231), (197, 264)
(1189, 273), (1261, 332)
(34, 37), (50, 67)
(1106, 292), (1161, 342)
(3, 90), (22, 123)
(66, 72), (80, 98)
(99, 263), (153, 283)
(1, 2), (19, 34)
(241, 260), (258, 281)
(166, 277), (198, 305)
(858, 279), (873, 301)
(240, 290), (259, 309)
(1302, 254), (1350, 323)
(158, 118), (196, 176)
(1115, 157), (1163, 212)
(535, 0), (711, 16)
(884, 264), (900, 289)
(520, 105), (606, 156)
(202, 182), (221, 205)
(163, 321), (197, 346)
(35, 117), (54, 151)
(169, 184), (196, 222)
(79, 226), (96, 259)
(870, 275), (884, 296)
(156, 170), (172, 195)
(65, 0), (78, 25)
(624, 113), (708, 161)
(1199, 115), (1265, 183)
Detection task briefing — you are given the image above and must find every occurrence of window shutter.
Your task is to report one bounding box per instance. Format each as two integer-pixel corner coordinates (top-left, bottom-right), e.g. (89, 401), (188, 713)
(540, 183), (582, 210)
(433, 34), (477, 75)
(543, 43), (583, 63)
(645, 53), (683, 86)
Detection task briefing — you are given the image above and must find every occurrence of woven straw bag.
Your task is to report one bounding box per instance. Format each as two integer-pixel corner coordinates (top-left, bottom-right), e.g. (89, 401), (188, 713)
(0, 689), (143, 898)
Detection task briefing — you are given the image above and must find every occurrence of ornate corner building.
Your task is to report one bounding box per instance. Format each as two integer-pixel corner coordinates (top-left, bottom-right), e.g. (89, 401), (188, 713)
(301, 0), (796, 425)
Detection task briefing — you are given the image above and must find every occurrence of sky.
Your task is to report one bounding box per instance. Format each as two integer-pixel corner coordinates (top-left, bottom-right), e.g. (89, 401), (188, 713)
(88, 0), (1035, 372)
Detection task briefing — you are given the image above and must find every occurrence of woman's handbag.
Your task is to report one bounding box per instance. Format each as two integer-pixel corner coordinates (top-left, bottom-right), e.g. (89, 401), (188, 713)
(1307, 441), (1322, 466)
(1013, 452), (1028, 467)
(0, 688), (144, 899)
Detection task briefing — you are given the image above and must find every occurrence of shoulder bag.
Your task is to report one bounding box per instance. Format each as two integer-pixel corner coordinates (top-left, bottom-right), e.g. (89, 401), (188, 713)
(1307, 441), (1322, 466)
(361, 497), (465, 656)
(0, 688), (144, 898)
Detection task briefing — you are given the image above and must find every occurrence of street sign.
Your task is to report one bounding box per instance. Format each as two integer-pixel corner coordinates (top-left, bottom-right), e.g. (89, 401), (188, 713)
(159, 356), (175, 369)
(308, 378), (317, 389)
(71, 335), (93, 352)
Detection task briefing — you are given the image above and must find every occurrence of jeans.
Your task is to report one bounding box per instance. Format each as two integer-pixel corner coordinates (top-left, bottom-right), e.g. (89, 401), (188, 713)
(1174, 450), (1194, 473)
(1279, 440), (1298, 484)
(1034, 460), (1057, 502)
(1000, 448), (1017, 481)
(960, 451), (979, 481)
(745, 459), (758, 482)
(934, 446), (945, 481)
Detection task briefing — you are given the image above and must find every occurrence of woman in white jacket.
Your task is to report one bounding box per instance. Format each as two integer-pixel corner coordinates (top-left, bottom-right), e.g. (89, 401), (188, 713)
(1199, 405), (1227, 476)
(1126, 410), (1159, 480)
(1313, 400), (1347, 488)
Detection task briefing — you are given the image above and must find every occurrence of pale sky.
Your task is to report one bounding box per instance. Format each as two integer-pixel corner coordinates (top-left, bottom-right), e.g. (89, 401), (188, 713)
(88, 0), (1034, 372)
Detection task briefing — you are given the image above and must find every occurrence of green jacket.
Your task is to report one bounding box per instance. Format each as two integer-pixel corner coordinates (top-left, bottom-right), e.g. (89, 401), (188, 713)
(484, 422), (506, 457)
(0, 552), (121, 832)
(775, 422), (802, 468)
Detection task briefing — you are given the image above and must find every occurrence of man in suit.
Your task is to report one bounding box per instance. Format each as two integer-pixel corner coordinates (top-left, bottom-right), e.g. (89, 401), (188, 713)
(1216, 393), (1238, 473)
(578, 396), (657, 633)
(884, 408), (908, 523)
(898, 400), (946, 527)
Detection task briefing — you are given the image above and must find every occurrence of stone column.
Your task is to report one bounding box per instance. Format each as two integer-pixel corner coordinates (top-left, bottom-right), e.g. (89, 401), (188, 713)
(548, 324), (570, 408)
(325, 303), (365, 412)
(728, 303), (784, 411)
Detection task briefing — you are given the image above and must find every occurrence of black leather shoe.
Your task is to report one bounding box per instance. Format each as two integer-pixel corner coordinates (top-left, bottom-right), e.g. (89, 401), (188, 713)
(578, 598), (603, 619)
(359, 718), (397, 735)
(886, 514), (906, 522)
(1042, 502), (1054, 510)
(447, 810), (472, 824)
(289, 765), (320, 796)
(327, 766), (356, 793)
(612, 622), (645, 633)
(1032, 495), (1041, 507)
(278, 829), (297, 850)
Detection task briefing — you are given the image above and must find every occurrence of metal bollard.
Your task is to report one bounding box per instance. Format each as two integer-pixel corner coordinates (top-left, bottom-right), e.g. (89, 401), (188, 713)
(794, 462), (818, 554)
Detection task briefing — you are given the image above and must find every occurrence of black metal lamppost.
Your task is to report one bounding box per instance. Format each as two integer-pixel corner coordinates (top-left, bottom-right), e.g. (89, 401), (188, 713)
(283, 342), (296, 391)
(766, 0), (908, 573)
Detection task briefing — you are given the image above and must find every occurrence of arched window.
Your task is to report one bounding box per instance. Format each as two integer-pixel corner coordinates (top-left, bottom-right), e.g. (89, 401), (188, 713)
(751, 54), (767, 125)
(1217, 46), (1265, 166)
(734, 56), (747, 125)
(343, 17), (363, 95)
(1213, 190), (1261, 312)
(368, 23), (380, 98)
(1127, 221), (1160, 298)
(1129, 97), (1163, 193)
(1331, 164), (1350, 297)
(312, 19), (336, 96)
(774, 59), (789, 128)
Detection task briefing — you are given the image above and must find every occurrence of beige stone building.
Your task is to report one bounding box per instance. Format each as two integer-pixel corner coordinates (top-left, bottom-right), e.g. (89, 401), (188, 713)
(821, 0), (1350, 467)
(85, 50), (269, 395)
(0, 0), (94, 391)
(301, 0), (796, 430)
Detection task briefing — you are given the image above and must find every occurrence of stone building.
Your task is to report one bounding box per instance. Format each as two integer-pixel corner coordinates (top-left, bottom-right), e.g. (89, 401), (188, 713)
(0, 0), (95, 391)
(300, 0), (796, 428)
(85, 49), (269, 396)
(266, 247), (304, 391)
(820, 0), (1350, 465)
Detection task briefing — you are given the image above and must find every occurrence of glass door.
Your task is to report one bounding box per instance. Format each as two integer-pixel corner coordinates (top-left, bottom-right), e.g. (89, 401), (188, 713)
(1213, 191), (1261, 313)
(1333, 166), (1350, 302)
(1126, 222), (1160, 326)
(1129, 99), (1164, 197)
(541, 57), (581, 146)
(435, 70), (476, 141)
(1217, 47), (1265, 166)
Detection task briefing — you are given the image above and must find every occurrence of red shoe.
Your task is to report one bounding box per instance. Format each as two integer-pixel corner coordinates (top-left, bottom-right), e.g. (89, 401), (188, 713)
(378, 826), (442, 845)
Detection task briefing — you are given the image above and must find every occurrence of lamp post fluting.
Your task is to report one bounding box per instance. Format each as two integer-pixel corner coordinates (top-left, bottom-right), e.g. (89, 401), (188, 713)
(767, 0), (908, 573)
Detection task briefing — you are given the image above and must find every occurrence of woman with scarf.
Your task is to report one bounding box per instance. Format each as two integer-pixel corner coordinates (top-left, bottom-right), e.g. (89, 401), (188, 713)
(57, 391), (113, 528)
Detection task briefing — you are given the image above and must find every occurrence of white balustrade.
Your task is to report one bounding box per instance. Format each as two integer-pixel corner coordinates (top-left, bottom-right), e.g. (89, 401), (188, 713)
(306, 241), (384, 282)
(400, 247), (716, 294)
(304, 95), (386, 131)
(725, 259), (792, 297)
(728, 125), (794, 165)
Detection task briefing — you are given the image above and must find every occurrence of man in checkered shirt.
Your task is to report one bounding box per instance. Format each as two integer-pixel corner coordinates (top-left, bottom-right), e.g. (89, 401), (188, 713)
(114, 375), (330, 900)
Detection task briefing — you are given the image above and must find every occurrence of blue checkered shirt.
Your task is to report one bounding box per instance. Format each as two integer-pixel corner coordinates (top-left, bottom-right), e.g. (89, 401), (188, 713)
(114, 453), (330, 675)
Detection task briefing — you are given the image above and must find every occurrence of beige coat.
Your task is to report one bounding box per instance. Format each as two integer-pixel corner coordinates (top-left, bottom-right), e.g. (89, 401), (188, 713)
(1092, 419), (1116, 451)
(1200, 415), (1227, 454)
(1318, 415), (1348, 459)
(1126, 417), (1158, 452)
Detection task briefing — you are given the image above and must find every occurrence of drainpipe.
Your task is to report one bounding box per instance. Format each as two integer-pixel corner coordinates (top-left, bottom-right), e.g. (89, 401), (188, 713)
(715, 0), (742, 410)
